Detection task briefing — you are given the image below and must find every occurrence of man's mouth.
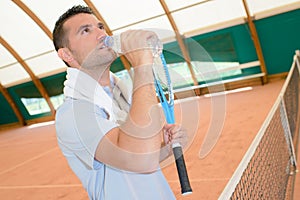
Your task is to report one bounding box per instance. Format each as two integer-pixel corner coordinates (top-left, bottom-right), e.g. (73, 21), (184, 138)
(98, 36), (107, 49)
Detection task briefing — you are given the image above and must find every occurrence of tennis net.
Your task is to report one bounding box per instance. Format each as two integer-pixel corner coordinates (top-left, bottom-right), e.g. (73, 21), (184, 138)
(219, 50), (300, 200)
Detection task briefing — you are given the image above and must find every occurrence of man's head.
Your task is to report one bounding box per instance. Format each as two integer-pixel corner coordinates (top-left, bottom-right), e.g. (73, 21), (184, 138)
(53, 5), (93, 53)
(52, 5), (113, 69)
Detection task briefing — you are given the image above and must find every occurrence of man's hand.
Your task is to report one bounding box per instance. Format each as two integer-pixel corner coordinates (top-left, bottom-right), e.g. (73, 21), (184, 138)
(163, 124), (188, 148)
(120, 30), (157, 67)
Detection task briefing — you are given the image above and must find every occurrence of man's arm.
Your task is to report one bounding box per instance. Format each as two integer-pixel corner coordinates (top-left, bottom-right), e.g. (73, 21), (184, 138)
(95, 30), (164, 173)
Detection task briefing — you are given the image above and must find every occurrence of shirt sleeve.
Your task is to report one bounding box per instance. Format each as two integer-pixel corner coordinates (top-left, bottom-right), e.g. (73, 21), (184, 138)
(56, 99), (117, 169)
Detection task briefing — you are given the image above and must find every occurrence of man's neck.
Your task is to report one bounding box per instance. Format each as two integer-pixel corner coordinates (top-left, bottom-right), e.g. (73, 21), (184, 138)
(98, 69), (111, 87)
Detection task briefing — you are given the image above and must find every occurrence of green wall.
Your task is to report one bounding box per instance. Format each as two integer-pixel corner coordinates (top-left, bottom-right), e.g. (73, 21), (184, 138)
(0, 94), (18, 124)
(255, 9), (300, 74)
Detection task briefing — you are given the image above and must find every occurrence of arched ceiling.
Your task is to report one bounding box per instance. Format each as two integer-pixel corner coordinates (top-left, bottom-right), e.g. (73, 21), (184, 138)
(0, 0), (299, 88)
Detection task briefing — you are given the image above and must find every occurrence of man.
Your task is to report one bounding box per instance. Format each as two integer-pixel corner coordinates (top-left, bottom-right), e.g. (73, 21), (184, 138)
(53, 5), (187, 199)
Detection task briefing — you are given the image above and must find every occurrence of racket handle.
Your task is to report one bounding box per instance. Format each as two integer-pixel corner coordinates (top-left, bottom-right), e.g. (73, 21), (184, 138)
(172, 143), (193, 195)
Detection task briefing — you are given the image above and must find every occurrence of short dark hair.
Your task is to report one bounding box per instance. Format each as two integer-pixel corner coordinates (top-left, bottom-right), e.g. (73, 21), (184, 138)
(52, 5), (94, 51)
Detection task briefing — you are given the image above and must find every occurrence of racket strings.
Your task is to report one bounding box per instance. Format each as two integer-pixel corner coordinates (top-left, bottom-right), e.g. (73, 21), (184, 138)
(153, 55), (174, 105)
(160, 54), (174, 104)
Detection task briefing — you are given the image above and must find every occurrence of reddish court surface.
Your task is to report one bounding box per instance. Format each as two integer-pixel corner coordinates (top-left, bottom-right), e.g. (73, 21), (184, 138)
(0, 79), (299, 200)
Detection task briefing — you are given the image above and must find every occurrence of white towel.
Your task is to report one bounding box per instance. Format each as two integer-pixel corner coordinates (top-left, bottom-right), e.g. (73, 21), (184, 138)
(63, 68), (132, 124)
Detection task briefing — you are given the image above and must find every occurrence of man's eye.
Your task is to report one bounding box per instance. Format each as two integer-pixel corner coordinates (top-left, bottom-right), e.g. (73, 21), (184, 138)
(82, 27), (90, 34)
(99, 24), (105, 30)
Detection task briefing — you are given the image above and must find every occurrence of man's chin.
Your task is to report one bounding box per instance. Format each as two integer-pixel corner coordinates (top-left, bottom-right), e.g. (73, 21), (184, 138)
(81, 49), (117, 70)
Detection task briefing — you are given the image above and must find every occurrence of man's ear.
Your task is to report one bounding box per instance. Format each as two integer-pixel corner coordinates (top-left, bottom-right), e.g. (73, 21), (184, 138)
(57, 48), (74, 63)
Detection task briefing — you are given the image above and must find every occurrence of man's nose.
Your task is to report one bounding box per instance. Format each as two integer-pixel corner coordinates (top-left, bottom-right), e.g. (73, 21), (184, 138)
(96, 29), (107, 41)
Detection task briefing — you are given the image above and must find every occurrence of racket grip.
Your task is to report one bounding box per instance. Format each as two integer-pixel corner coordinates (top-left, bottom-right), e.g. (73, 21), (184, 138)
(172, 143), (193, 195)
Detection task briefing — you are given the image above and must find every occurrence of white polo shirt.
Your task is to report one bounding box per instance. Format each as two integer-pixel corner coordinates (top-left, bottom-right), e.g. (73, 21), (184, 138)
(55, 71), (175, 200)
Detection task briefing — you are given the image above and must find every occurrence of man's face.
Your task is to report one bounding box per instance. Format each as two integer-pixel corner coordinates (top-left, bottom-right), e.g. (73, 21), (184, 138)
(63, 13), (113, 68)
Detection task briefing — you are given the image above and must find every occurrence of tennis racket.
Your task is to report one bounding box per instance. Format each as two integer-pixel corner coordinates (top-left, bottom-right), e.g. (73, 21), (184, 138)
(151, 39), (192, 195)
(104, 34), (192, 194)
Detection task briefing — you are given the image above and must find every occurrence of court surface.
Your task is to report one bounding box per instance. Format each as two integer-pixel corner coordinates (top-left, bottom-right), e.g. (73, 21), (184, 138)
(0, 79), (299, 199)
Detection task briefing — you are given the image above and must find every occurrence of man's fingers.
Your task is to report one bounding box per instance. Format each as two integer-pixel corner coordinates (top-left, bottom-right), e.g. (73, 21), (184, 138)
(162, 124), (188, 147)
(168, 125), (188, 147)
(164, 124), (183, 134)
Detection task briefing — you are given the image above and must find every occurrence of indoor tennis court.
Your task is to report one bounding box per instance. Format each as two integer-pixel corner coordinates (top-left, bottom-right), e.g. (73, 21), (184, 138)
(0, 76), (299, 199)
(1, 1), (300, 199)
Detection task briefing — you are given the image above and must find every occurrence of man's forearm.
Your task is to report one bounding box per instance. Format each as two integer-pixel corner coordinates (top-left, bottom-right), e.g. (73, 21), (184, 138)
(118, 64), (163, 154)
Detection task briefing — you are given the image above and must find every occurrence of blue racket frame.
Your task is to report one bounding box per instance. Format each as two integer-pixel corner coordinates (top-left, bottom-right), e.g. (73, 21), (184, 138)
(154, 54), (175, 124)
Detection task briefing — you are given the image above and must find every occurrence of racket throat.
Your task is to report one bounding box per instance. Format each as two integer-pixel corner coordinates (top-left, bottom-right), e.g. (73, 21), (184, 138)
(155, 81), (175, 124)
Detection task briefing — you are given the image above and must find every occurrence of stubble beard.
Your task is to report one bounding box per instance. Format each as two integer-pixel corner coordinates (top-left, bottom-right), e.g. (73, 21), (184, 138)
(80, 47), (118, 80)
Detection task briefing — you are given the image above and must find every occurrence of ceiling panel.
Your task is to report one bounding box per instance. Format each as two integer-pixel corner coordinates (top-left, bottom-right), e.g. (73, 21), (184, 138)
(0, 1), (53, 59)
(25, 51), (67, 78)
(247, 0), (300, 14)
(21, 0), (85, 33)
(172, 0), (245, 35)
(0, 64), (30, 86)
(112, 15), (176, 42)
(93, 0), (165, 30)
(164, 0), (209, 11)
(0, 44), (16, 68)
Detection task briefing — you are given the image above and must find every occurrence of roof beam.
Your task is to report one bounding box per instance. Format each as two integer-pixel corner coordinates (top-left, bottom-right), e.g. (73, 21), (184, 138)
(83, 0), (131, 71)
(12, 0), (52, 40)
(0, 83), (26, 126)
(242, 0), (268, 84)
(159, 0), (199, 92)
(0, 36), (56, 118)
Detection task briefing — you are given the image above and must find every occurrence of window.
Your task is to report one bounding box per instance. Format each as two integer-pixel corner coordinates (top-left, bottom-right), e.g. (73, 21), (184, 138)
(114, 61), (241, 89)
(21, 94), (64, 115)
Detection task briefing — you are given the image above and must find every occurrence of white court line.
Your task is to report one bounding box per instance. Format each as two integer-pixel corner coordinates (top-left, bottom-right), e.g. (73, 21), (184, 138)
(167, 178), (230, 183)
(0, 184), (82, 189)
(0, 147), (58, 176)
(0, 138), (57, 148)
